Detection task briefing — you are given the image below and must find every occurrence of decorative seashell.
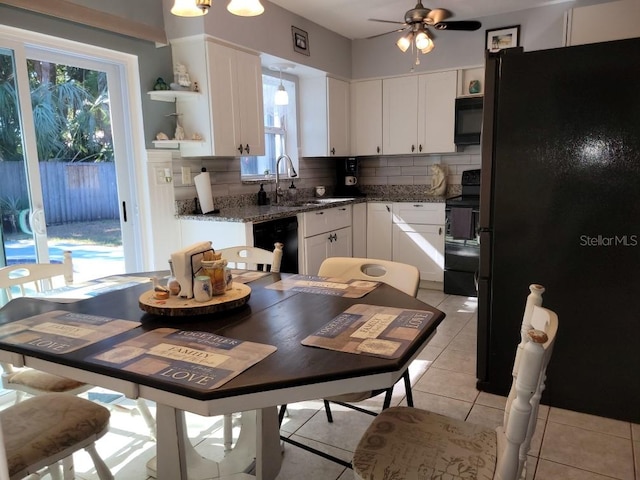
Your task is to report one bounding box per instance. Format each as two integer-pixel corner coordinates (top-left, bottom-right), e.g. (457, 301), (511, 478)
(156, 132), (169, 140)
(192, 133), (203, 141)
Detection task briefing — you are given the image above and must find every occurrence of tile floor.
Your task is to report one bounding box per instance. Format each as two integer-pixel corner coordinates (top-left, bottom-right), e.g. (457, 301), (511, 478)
(1, 289), (638, 479)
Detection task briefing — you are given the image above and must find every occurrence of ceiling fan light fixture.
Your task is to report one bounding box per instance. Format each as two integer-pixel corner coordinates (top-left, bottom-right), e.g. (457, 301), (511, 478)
(420, 38), (435, 54)
(396, 34), (413, 53)
(171, 0), (211, 17)
(415, 31), (430, 50)
(227, 0), (265, 17)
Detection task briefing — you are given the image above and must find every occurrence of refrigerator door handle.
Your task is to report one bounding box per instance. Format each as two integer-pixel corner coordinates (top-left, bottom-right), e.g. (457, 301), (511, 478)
(479, 231), (492, 278)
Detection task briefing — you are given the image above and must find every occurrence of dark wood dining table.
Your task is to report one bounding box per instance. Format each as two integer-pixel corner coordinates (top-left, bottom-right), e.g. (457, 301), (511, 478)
(0, 272), (445, 480)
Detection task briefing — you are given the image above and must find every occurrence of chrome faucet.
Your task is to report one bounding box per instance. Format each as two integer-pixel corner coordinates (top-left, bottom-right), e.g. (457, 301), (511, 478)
(275, 154), (298, 204)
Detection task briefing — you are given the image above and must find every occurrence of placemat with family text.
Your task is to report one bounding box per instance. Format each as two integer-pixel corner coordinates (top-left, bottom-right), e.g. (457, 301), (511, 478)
(266, 275), (380, 298)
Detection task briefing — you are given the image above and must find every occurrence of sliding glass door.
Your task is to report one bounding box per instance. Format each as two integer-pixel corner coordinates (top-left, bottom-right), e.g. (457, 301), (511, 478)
(0, 35), (140, 281)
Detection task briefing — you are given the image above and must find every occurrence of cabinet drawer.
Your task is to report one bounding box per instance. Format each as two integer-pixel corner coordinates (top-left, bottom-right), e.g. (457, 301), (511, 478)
(392, 202), (445, 224)
(302, 205), (352, 237)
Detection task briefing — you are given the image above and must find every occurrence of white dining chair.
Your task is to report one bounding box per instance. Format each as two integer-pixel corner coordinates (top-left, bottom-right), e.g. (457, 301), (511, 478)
(0, 256), (157, 440)
(316, 257), (421, 422)
(217, 243), (283, 273)
(0, 392), (113, 479)
(352, 303), (559, 480)
(217, 243), (283, 451)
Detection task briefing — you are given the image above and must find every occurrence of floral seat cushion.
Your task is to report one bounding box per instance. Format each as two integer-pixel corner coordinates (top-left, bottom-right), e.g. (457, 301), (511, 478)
(353, 406), (497, 480)
(0, 393), (110, 477)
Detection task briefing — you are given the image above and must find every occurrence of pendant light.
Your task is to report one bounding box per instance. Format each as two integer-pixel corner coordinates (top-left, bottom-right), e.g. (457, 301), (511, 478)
(171, 0), (211, 17)
(270, 64), (294, 106)
(227, 0), (265, 17)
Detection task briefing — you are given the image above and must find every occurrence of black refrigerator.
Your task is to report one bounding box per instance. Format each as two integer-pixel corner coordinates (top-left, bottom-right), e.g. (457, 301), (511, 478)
(478, 37), (640, 423)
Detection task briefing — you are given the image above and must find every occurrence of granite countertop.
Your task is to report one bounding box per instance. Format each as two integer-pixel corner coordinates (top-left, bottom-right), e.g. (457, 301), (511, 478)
(177, 194), (448, 223)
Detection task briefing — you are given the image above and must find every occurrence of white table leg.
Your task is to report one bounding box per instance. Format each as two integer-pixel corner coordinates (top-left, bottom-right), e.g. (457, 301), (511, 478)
(147, 405), (281, 480)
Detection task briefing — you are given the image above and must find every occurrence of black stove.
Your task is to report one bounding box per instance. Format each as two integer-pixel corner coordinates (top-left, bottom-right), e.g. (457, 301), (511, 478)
(444, 169), (480, 297)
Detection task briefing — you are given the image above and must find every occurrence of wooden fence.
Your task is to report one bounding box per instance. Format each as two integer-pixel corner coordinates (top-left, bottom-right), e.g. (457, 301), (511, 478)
(0, 161), (119, 225)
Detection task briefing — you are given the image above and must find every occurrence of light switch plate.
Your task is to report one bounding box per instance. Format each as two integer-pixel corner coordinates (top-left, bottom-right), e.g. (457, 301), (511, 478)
(181, 167), (192, 185)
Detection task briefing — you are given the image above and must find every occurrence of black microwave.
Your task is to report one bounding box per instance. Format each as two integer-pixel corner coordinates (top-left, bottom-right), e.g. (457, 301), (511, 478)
(454, 96), (483, 145)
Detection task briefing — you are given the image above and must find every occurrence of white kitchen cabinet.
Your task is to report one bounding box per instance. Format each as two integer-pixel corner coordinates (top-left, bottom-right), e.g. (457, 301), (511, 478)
(171, 37), (264, 157)
(567, 0), (640, 46)
(351, 79), (382, 156)
(366, 202), (393, 261)
(300, 205), (352, 274)
(300, 76), (350, 157)
(352, 202), (367, 257)
(417, 70), (457, 154)
(392, 203), (445, 282)
(382, 71), (457, 155)
(382, 76), (419, 155)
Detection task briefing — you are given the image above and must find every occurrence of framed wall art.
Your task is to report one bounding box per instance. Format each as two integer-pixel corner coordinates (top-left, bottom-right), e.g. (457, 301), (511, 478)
(292, 26), (310, 56)
(486, 25), (520, 52)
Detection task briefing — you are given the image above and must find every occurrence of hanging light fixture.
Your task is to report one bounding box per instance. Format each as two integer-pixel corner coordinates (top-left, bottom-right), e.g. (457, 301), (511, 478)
(397, 24), (435, 64)
(171, 0), (211, 17)
(270, 64), (294, 106)
(227, 0), (264, 17)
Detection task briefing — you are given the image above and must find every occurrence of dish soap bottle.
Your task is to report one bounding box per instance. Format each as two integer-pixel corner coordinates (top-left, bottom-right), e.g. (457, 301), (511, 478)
(288, 181), (297, 201)
(257, 183), (267, 205)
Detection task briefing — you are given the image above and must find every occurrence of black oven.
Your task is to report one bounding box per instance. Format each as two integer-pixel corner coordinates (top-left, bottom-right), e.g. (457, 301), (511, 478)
(454, 96), (483, 146)
(444, 169), (481, 297)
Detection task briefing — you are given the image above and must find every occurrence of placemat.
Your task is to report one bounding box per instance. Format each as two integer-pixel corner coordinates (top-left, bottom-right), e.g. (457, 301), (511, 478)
(266, 275), (380, 298)
(229, 269), (270, 284)
(34, 275), (151, 303)
(302, 304), (435, 359)
(87, 328), (277, 392)
(0, 310), (140, 354)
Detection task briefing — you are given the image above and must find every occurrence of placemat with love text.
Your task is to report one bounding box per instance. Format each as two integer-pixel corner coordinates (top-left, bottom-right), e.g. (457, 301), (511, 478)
(0, 310), (140, 354)
(302, 304), (435, 359)
(229, 269), (270, 284)
(266, 275), (380, 298)
(87, 328), (277, 392)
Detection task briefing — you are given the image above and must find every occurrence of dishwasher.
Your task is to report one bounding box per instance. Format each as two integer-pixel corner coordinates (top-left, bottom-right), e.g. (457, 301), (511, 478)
(252, 216), (298, 273)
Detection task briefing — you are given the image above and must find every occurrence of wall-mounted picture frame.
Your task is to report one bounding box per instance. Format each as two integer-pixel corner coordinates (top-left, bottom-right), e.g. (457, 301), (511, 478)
(486, 25), (520, 52)
(292, 26), (310, 56)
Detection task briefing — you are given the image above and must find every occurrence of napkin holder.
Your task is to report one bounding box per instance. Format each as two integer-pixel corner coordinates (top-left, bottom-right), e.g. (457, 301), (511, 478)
(170, 241), (212, 299)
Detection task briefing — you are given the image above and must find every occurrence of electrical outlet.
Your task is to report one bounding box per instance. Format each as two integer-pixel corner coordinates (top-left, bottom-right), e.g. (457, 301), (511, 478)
(181, 167), (192, 185)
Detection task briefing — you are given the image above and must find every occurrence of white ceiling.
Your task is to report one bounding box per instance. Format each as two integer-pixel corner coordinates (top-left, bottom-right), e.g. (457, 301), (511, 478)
(268, 0), (577, 39)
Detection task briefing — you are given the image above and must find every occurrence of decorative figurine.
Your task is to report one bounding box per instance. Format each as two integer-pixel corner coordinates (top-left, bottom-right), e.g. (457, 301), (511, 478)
(171, 63), (191, 90)
(191, 133), (203, 141)
(192, 81), (200, 93)
(174, 123), (185, 141)
(153, 77), (170, 91)
(156, 132), (169, 141)
(428, 164), (448, 196)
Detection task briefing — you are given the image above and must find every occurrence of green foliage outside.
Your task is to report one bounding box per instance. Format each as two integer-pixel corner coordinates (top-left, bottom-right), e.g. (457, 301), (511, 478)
(0, 55), (113, 163)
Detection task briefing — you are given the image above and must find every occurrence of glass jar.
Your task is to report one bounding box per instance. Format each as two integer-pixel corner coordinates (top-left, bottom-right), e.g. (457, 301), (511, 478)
(167, 260), (181, 296)
(202, 259), (226, 295)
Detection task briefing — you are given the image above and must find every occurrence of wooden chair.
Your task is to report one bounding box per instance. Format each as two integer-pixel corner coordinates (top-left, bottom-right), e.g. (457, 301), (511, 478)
(217, 243), (283, 273)
(0, 256), (156, 440)
(0, 393), (113, 479)
(317, 257), (421, 422)
(352, 302), (559, 480)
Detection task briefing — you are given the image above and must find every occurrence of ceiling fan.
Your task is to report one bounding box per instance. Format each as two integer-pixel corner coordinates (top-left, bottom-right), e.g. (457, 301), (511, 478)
(368, 1), (481, 61)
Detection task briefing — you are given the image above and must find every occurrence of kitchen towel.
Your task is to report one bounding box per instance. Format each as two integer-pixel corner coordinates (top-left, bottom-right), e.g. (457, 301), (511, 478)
(450, 207), (474, 240)
(194, 171), (215, 214)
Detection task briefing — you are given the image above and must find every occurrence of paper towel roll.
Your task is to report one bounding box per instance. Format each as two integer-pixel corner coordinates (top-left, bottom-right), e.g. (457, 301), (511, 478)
(194, 171), (215, 214)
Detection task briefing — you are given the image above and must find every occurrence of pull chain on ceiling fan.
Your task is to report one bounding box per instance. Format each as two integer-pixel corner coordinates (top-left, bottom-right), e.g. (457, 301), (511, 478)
(368, 1), (481, 65)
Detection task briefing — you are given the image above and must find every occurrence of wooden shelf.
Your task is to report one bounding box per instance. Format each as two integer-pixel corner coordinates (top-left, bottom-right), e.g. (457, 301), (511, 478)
(152, 139), (205, 149)
(147, 90), (200, 102)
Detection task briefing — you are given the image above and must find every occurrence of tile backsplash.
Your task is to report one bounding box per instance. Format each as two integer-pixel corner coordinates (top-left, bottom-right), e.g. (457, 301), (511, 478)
(169, 146), (480, 211)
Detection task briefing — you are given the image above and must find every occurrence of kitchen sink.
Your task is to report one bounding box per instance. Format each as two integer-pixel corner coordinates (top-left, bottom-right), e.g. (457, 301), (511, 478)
(288, 197), (355, 207)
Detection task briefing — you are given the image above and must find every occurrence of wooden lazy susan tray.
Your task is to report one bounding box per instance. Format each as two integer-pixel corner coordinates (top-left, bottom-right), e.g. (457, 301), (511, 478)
(139, 283), (251, 316)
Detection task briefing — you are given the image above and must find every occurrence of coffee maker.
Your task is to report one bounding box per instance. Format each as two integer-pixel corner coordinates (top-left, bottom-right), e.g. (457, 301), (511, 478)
(335, 157), (364, 197)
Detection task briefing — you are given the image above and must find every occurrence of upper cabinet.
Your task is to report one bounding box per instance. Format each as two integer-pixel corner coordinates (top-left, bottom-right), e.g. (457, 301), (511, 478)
(351, 79), (382, 156)
(300, 76), (350, 157)
(382, 70), (457, 155)
(170, 37), (264, 157)
(417, 70), (457, 154)
(567, 0), (640, 46)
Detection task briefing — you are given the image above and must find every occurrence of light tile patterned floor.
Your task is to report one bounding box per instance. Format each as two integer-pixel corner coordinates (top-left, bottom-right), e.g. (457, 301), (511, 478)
(1, 289), (638, 479)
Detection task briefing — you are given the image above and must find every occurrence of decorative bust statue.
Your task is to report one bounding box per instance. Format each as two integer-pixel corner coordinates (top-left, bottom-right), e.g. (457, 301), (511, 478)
(173, 63), (191, 89)
(428, 164), (447, 196)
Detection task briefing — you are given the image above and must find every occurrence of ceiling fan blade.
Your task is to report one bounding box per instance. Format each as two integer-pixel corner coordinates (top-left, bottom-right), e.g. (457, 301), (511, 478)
(434, 20), (482, 31)
(368, 18), (406, 25)
(366, 27), (408, 40)
(424, 8), (451, 25)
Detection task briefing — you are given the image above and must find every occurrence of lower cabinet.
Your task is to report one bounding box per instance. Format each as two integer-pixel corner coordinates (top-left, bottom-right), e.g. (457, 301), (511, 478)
(367, 202), (445, 282)
(300, 205), (352, 275)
